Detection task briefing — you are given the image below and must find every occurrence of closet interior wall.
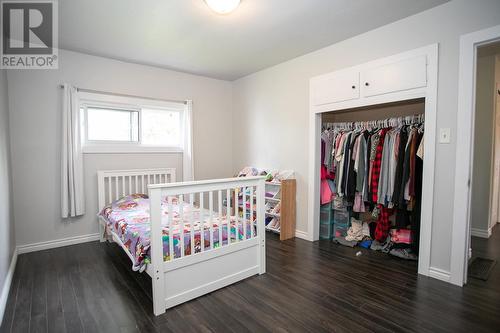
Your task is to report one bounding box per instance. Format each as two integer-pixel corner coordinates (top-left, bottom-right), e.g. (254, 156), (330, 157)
(322, 99), (425, 123)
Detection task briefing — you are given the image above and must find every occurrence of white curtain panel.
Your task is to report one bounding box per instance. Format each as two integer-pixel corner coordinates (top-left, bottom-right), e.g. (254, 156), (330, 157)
(183, 100), (194, 181)
(61, 84), (85, 218)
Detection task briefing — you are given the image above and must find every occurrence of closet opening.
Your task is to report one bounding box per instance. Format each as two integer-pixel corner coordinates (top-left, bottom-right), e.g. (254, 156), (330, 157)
(319, 99), (425, 271)
(467, 41), (500, 283)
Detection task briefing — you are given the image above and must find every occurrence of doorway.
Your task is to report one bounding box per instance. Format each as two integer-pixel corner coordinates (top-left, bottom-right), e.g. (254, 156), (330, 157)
(452, 24), (500, 286)
(467, 42), (500, 283)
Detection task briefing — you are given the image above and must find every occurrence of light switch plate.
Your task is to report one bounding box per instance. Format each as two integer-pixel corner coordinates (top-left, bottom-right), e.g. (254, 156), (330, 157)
(439, 128), (451, 144)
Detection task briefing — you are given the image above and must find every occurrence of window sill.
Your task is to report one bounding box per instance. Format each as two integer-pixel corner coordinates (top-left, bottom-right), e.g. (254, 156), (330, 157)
(82, 146), (183, 154)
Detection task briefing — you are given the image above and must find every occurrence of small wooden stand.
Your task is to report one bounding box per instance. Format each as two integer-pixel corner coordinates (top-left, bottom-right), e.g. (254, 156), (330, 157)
(265, 179), (296, 240)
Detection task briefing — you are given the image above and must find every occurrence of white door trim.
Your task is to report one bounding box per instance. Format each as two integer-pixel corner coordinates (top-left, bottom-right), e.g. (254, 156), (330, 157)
(451, 24), (500, 287)
(307, 44), (439, 278)
(489, 82), (500, 231)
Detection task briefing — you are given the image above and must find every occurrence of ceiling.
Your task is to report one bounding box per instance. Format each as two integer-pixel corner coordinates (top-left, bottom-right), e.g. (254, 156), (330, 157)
(59, 0), (449, 81)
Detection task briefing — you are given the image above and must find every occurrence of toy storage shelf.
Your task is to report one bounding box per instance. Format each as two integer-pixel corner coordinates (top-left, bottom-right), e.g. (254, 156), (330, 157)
(265, 179), (296, 241)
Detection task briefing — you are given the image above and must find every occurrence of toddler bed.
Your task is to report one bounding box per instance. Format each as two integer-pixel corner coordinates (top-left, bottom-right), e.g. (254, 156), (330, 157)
(97, 169), (266, 316)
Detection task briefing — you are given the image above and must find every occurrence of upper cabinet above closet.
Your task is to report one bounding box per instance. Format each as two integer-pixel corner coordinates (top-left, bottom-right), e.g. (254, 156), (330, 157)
(310, 46), (435, 113)
(361, 55), (427, 97)
(311, 69), (360, 105)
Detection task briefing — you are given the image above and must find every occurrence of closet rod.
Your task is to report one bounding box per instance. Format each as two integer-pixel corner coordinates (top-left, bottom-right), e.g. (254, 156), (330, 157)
(58, 84), (187, 105)
(323, 113), (424, 130)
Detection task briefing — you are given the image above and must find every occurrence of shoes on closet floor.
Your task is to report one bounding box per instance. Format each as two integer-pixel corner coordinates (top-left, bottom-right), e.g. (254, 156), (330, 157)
(381, 240), (393, 254)
(336, 237), (358, 248)
(359, 239), (372, 249)
(370, 240), (383, 251)
(370, 236), (393, 253)
(389, 248), (418, 261)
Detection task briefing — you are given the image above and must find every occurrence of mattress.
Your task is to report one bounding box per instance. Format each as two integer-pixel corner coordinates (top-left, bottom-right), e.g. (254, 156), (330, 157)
(99, 194), (255, 272)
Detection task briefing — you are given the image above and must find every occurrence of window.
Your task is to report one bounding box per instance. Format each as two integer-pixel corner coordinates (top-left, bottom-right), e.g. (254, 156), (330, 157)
(141, 108), (181, 146)
(79, 92), (186, 153)
(87, 107), (139, 142)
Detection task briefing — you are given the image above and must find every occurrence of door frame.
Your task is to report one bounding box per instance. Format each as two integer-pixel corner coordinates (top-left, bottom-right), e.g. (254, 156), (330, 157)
(451, 24), (500, 287)
(307, 44), (438, 279)
(489, 82), (500, 234)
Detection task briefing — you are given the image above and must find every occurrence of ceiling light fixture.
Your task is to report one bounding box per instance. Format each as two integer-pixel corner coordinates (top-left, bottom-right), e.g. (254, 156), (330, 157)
(205, 0), (241, 14)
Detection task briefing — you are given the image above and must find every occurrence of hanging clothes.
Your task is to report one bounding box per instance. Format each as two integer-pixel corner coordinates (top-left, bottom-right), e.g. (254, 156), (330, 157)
(371, 128), (388, 204)
(321, 179), (333, 205)
(374, 205), (393, 242)
(392, 127), (408, 209)
(321, 114), (425, 257)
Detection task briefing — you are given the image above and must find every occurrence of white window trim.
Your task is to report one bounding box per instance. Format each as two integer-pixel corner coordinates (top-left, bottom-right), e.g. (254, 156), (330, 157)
(79, 92), (186, 154)
(81, 145), (184, 154)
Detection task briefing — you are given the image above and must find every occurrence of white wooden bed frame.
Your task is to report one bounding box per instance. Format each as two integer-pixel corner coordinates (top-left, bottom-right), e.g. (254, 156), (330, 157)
(97, 168), (266, 315)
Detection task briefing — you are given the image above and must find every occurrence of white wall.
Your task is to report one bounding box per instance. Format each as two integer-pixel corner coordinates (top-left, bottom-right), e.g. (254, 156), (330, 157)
(0, 70), (16, 288)
(7, 50), (233, 247)
(471, 54), (496, 232)
(232, 0), (500, 272)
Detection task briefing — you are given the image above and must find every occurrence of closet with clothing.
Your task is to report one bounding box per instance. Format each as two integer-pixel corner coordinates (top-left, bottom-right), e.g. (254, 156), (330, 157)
(319, 100), (424, 263)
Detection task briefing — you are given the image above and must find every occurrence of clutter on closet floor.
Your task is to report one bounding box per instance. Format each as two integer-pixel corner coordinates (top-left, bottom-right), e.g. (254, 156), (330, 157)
(236, 167), (296, 240)
(320, 114), (424, 261)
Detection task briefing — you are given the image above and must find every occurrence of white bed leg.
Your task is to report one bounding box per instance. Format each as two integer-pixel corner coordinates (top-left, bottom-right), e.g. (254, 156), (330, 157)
(256, 179), (266, 275)
(99, 220), (106, 243)
(153, 301), (166, 316)
(150, 188), (166, 316)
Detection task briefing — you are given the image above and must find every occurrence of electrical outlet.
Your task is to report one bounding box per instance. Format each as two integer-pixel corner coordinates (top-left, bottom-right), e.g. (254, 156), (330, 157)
(439, 128), (451, 144)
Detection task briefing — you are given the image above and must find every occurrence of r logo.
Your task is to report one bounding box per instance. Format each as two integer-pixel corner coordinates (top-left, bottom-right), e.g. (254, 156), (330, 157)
(2, 1), (53, 54)
(1, 0), (57, 68)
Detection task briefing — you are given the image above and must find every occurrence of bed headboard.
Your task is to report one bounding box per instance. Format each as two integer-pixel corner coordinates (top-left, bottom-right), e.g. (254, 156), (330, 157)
(97, 168), (176, 210)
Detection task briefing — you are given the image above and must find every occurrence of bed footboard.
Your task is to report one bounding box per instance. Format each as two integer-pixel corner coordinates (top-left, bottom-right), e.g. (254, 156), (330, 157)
(148, 176), (266, 316)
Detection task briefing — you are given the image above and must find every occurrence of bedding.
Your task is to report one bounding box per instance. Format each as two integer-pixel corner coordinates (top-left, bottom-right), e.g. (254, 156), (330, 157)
(99, 194), (255, 272)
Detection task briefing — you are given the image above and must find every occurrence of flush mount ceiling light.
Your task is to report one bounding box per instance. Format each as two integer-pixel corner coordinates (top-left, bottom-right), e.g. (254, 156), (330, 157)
(205, 0), (241, 14)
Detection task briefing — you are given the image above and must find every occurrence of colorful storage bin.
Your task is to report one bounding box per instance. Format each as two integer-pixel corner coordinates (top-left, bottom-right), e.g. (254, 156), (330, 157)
(319, 203), (334, 239)
(320, 203), (334, 224)
(320, 222), (334, 240)
(332, 208), (350, 240)
(333, 222), (349, 239)
(333, 209), (350, 226)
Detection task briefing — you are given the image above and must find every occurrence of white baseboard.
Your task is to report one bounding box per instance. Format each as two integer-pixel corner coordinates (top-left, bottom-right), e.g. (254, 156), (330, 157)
(0, 248), (18, 326)
(471, 227), (492, 239)
(428, 266), (451, 283)
(17, 233), (100, 254)
(295, 229), (312, 241)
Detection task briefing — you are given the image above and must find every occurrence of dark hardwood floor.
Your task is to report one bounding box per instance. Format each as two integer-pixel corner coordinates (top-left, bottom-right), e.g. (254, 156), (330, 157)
(470, 223), (500, 292)
(2, 229), (500, 333)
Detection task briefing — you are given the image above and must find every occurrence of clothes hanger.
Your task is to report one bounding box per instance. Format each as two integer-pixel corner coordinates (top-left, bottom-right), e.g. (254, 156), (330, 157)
(326, 113), (424, 133)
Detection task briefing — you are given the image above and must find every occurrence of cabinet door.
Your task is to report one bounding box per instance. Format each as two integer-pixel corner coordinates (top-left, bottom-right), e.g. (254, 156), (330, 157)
(361, 55), (427, 97)
(311, 70), (360, 106)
